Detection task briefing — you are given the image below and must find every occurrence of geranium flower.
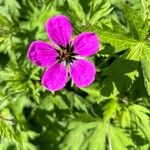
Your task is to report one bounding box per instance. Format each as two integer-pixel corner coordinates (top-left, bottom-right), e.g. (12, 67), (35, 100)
(27, 15), (100, 91)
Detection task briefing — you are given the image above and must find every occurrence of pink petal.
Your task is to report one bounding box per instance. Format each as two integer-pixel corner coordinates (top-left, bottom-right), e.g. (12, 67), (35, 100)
(72, 32), (100, 57)
(46, 15), (73, 48)
(27, 41), (58, 67)
(70, 59), (96, 88)
(42, 63), (68, 91)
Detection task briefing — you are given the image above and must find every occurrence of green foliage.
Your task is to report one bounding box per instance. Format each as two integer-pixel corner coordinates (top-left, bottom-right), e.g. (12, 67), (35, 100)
(141, 43), (150, 95)
(67, 0), (85, 23)
(60, 118), (134, 150)
(0, 0), (20, 19)
(81, 3), (150, 97)
(0, 15), (12, 51)
(141, 0), (150, 24)
(89, 0), (113, 25)
(0, 0), (150, 150)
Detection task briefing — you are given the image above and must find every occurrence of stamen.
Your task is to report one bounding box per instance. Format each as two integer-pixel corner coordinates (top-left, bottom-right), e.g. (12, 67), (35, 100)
(57, 44), (76, 64)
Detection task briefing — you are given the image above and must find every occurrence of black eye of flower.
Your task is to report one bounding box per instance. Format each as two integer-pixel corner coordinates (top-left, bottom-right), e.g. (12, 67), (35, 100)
(57, 45), (76, 63)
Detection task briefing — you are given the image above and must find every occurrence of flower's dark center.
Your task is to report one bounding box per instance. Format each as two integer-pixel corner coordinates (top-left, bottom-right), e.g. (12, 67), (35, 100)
(57, 45), (76, 64)
(59, 49), (71, 61)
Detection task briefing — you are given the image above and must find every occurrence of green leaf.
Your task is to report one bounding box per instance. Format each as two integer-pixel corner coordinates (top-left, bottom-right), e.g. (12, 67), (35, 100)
(53, 95), (69, 110)
(141, 0), (150, 24)
(119, 108), (131, 128)
(10, 95), (31, 124)
(60, 91), (89, 112)
(40, 95), (54, 111)
(0, 0), (20, 18)
(60, 119), (97, 150)
(129, 104), (150, 144)
(60, 118), (134, 150)
(80, 83), (102, 103)
(0, 15), (12, 50)
(81, 86), (100, 97)
(81, 25), (137, 53)
(0, 116), (21, 147)
(141, 43), (150, 95)
(110, 19), (124, 32)
(99, 31), (136, 51)
(60, 119), (107, 150)
(109, 125), (134, 150)
(101, 51), (139, 96)
(82, 122), (107, 150)
(123, 4), (149, 40)
(67, 0), (85, 22)
(103, 98), (119, 122)
(89, 0), (113, 25)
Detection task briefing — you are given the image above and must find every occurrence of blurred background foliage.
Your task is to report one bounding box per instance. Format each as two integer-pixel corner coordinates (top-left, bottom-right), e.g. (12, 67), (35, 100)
(0, 0), (150, 150)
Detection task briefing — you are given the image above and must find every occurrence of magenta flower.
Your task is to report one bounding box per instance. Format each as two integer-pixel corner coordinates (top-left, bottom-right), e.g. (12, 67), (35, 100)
(27, 15), (100, 91)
